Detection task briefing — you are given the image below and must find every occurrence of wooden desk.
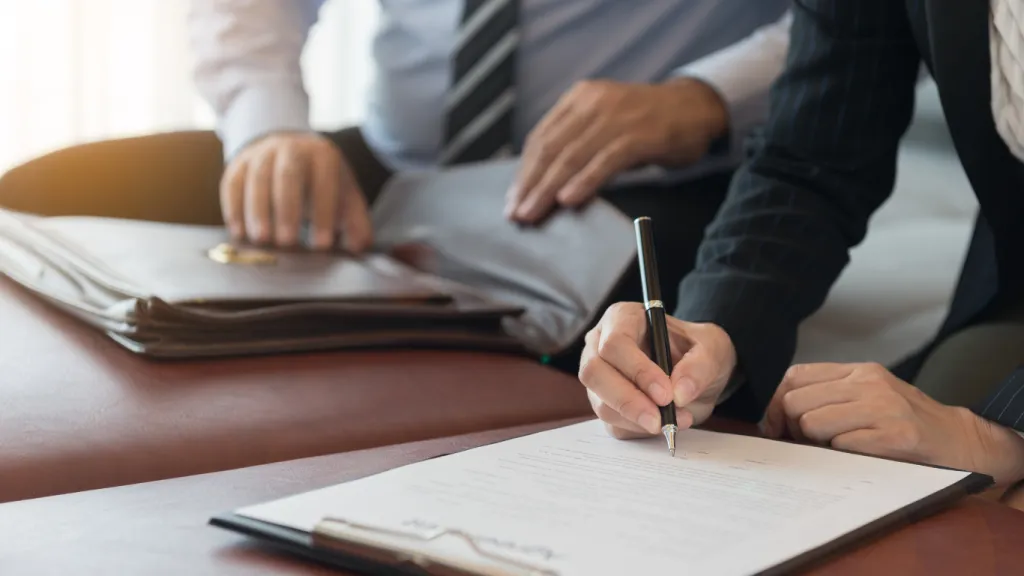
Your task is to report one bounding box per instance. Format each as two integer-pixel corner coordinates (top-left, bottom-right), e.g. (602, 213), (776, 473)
(0, 278), (591, 503)
(0, 418), (1021, 575)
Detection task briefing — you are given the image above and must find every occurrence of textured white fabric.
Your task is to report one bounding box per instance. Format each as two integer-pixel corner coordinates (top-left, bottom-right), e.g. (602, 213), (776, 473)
(991, 0), (1024, 161)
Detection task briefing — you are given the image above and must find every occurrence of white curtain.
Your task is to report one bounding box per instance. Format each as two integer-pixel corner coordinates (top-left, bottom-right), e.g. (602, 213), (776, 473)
(0, 0), (378, 174)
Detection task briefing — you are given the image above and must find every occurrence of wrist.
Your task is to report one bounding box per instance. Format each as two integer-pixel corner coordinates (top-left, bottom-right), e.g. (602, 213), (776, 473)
(663, 77), (729, 146)
(959, 408), (1024, 487)
(219, 85), (312, 160)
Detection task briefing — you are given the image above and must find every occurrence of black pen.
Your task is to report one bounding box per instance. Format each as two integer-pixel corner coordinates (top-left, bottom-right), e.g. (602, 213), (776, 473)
(633, 216), (678, 456)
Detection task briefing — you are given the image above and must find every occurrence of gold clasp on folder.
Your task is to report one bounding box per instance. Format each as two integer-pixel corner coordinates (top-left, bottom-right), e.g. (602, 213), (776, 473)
(206, 243), (277, 266)
(313, 516), (559, 576)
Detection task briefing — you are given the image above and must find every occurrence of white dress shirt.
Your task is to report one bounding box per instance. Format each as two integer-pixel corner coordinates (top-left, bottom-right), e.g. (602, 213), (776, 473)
(188, 0), (791, 174)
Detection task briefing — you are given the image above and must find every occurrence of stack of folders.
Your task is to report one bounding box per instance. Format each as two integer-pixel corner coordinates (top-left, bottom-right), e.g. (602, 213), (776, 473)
(213, 420), (991, 576)
(0, 161), (636, 358)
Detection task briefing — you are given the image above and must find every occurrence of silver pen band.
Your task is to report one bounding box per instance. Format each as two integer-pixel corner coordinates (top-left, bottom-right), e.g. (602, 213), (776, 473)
(645, 299), (664, 311)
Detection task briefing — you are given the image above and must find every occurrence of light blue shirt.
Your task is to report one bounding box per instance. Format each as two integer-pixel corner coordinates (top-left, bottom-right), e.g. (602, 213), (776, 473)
(189, 0), (791, 173)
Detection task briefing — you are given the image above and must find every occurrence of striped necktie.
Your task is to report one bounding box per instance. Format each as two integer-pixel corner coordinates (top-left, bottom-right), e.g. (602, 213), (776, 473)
(440, 0), (519, 165)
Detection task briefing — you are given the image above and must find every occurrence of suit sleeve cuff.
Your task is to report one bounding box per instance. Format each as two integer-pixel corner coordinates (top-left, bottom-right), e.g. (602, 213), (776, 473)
(974, 367), (1024, 433)
(218, 85), (312, 160)
(674, 277), (798, 416)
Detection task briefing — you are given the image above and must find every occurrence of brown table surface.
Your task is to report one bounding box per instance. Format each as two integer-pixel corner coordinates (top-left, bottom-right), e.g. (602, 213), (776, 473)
(1, 418), (1022, 575)
(0, 277), (591, 503)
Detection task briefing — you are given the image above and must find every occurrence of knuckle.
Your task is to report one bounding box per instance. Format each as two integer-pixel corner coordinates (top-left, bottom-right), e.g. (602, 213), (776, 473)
(250, 154), (273, 178)
(606, 301), (642, 319)
(596, 332), (627, 359)
(781, 391), (801, 417)
(633, 366), (661, 392)
(578, 353), (598, 384)
(614, 396), (645, 419)
(224, 157), (247, 177)
(557, 149), (589, 172)
(605, 302), (629, 316)
(784, 364), (807, 381)
(859, 362), (887, 377)
(797, 412), (819, 436)
(794, 409), (819, 436)
(276, 156), (301, 179)
(593, 401), (617, 423)
(535, 139), (558, 162)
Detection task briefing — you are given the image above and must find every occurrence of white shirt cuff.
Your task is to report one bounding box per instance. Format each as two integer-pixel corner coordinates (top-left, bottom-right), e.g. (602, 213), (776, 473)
(671, 13), (790, 161)
(218, 85), (313, 160)
(674, 58), (773, 161)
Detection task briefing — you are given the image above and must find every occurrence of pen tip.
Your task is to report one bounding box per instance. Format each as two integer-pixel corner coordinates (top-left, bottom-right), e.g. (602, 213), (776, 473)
(663, 424), (677, 457)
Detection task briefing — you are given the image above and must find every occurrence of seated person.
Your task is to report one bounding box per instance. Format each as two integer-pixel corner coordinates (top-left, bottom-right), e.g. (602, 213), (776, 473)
(188, 1), (790, 325)
(578, 0), (1024, 497)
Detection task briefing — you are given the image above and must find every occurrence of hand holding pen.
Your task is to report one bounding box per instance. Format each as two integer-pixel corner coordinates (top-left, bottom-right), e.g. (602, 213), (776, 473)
(577, 217), (739, 448)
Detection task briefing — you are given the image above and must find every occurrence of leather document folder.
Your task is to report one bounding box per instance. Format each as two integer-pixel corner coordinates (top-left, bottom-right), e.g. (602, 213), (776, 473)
(212, 420), (992, 576)
(0, 160), (636, 358)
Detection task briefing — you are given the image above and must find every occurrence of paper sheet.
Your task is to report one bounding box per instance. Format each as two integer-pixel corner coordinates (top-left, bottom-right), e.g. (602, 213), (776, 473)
(237, 420), (970, 575)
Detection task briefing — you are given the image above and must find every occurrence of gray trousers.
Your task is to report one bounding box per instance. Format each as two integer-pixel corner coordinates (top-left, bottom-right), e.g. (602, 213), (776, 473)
(913, 297), (1024, 408)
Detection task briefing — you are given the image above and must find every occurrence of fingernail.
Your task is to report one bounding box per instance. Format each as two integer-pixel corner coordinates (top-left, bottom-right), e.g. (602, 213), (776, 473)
(639, 413), (660, 434)
(758, 418), (769, 436)
(675, 378), (696, 404)
(649, 382), (670, 405)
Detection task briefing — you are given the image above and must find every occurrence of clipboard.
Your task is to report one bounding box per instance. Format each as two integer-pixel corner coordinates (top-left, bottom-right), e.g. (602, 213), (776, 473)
(210, 470), (992, 576)
(211, 513), (557, 575)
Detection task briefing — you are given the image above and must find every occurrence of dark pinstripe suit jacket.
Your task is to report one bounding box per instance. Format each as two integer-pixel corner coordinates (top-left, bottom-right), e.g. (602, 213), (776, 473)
(676, 0), (1024, 430)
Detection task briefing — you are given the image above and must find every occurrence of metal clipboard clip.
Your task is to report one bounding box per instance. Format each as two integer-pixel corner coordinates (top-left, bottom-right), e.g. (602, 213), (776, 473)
(312, 516), (560, 576)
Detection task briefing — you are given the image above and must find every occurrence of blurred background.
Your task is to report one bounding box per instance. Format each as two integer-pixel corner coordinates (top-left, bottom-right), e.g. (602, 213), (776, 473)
(0, 1), (982, 371)
(0, 0), (379, 174)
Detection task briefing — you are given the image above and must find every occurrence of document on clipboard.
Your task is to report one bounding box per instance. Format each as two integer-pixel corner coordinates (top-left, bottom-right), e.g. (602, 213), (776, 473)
(211, 420), (990, 576)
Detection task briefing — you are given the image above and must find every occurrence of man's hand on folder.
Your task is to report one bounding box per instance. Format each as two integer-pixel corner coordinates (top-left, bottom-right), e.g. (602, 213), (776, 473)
(578, 302), (737, 439)
(505, 78), (728, 224)
(762, 362), (1024, 489)
(220, 132), (373, 253)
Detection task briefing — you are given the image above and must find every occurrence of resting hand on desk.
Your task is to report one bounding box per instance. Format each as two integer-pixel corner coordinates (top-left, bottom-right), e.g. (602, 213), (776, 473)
(763, 362), (1024, 488)
(578, 302), (736, 439)
(220, 132), (373, 253)
(505, 78), (728, 224)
